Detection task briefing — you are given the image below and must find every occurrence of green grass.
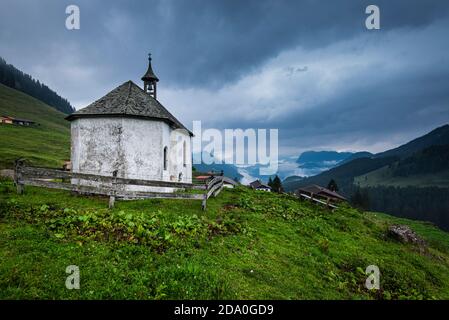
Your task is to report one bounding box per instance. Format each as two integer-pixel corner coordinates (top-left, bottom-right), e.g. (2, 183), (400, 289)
(0, 84), (70, 169)
(1, 178), (449, 300)
(1, 85), (449, 299)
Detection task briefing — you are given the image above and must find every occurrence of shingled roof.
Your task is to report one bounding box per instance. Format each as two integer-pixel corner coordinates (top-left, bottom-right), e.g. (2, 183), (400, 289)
(65, 81), (192, 135)
(297, 185), (347, 201)
(249, 180), (271, 190)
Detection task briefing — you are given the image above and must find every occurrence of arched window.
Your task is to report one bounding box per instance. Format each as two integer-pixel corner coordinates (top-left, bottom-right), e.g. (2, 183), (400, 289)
(163, 146), (168, 171)
(183, 140), (187, 167)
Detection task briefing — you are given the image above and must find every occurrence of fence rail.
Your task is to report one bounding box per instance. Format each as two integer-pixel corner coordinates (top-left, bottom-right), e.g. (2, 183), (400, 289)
(201, 176), (224, 210)
(297, 192), (338, 209)
(13, 159), (227, 210)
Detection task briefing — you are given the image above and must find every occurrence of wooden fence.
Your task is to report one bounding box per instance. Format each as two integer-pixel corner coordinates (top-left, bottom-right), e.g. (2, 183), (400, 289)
(297, 192), (338, 209)
(201, 176), (225, 210)
(13, 159), (226, 210)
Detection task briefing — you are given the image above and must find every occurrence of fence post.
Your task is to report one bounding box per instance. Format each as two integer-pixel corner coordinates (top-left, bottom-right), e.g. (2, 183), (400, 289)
(109, 170), (118, 209)
(202, 179), (209, 211)
(14, 159), (24, 195)
(201, 193), (207, 211)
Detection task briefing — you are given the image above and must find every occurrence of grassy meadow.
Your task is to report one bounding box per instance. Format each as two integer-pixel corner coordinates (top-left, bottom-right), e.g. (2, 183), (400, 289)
(1, 179), (449, 299)
(0, 84), (70, 169)
(1, 83), (449, 300)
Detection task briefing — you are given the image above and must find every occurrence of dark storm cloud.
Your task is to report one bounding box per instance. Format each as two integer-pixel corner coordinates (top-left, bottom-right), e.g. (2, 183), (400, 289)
(1, 0), (449, 157)
(163, 13), (449, 154)
(2, 0), (449, 89)
(125, 0), (449, 88)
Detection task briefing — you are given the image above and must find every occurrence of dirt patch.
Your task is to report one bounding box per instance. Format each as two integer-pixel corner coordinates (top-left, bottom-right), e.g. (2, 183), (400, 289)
(0, 169), (14, 179)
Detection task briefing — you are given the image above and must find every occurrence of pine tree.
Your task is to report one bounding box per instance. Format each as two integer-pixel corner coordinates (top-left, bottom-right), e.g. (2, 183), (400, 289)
(351, 188), (370, 210)
(268, 177), (273, 188)
(327, 179), (339, 192)
(272, 175), (284, 193)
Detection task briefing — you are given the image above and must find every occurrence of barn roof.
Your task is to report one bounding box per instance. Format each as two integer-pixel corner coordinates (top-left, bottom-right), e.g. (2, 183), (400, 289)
(65, 81), (192, 135)
(1, 115), (35, 123)
(222, 176), (239, 186)
(13, 118), (35, 123)
(249, 180), (271, 189)
(297, 184), (347, 201)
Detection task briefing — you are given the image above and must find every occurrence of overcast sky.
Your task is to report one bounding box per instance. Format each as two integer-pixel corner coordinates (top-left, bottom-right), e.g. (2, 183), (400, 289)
(1, 0), (449, 156)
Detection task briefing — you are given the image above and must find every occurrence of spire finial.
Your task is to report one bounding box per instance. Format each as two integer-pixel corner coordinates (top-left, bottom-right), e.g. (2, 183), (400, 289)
(142, 52), (159, 98)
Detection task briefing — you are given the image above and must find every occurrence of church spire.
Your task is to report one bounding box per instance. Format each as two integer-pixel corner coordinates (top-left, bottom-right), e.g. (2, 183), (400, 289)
(141, 53), (159, 99)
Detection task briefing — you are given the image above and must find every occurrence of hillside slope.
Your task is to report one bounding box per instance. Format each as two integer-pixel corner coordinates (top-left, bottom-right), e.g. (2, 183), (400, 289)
(355, 144), (449, 189)
(352, 144), (449, 231)
(284, 128), (449, 231)
(0, 57), (74, 114)
(284, 156), (397, 194)
(1, 181), (449, 299)
(375, 124), (449, 159)
(0, 84), (70, 169)
(339, 151), (373, 165)
(285, 125), (449, 193)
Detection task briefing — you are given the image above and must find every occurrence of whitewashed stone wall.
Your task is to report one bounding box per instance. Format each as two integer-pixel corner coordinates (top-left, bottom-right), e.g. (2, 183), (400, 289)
(70, 117), (192, 193)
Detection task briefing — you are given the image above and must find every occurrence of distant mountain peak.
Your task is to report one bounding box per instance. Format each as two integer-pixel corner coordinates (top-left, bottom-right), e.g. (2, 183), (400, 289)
(296, 150), (354, 164)
(294, 150), (372, 177)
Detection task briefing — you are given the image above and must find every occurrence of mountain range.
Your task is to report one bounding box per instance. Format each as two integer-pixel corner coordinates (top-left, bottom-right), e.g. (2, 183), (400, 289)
(284, 124), (449, 231)
(284, 124), (449, 193)
(295, 150), (373, 176)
